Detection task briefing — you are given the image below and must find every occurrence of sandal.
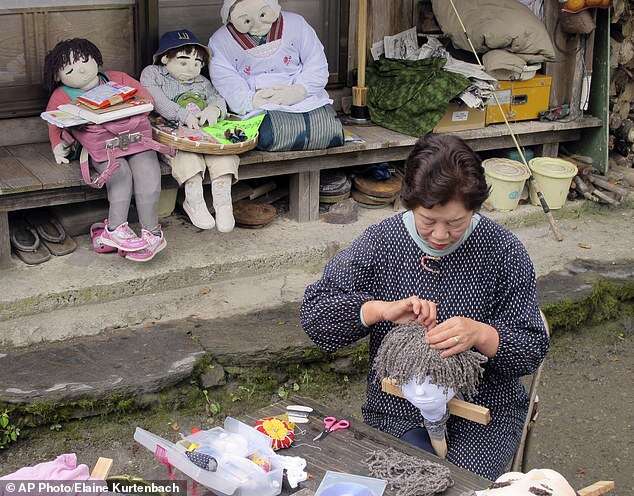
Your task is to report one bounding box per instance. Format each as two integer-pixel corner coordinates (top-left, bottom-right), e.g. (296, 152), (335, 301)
(9, 215), (51, 265)
(25, 209), (77, 257)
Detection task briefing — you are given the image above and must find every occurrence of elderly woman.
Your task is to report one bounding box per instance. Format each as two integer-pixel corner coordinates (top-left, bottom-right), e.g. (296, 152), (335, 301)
(300, 134), (549, 479)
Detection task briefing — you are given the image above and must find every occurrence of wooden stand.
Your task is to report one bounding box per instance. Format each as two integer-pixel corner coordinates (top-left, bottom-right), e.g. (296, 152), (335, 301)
(381, 378), (491, 425)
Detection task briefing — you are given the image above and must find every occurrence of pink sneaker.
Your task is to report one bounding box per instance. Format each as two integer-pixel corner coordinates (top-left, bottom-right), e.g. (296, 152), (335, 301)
(124, 229), (166, 262)
(96, 221), (147, 252)
(90, 222), (117, 254)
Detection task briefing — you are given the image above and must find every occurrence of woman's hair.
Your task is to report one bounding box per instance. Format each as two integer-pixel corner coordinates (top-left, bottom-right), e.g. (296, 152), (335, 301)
(43, 38), (103, 93)
(400, 134), (490, 211)
(157, 45), (210, 67)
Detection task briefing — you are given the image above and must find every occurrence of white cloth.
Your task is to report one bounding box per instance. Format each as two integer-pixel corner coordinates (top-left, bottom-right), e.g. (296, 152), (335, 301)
(208, 11), (332, 115)
(274, 455), (307, 489)
(220, 0), (281, 24)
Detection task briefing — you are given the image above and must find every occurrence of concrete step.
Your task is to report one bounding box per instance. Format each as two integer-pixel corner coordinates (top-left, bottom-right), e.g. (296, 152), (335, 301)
(1, 201), (629, 348)
(0, 203), (593, 324)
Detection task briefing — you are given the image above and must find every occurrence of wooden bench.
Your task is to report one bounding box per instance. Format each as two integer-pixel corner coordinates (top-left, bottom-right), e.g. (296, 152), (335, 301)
(0, 117), (602, 268)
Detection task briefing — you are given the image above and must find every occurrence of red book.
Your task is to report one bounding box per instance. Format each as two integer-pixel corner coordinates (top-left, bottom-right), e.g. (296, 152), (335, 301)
(77, 81), (137, 109)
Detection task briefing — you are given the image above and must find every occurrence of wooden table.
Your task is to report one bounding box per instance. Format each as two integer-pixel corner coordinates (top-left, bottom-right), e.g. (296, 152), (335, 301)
(242, 397), (490, 495)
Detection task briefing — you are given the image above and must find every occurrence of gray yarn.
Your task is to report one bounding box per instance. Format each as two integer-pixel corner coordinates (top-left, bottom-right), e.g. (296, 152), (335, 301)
(366, 448), (454, 496)
(372, 322), (488, 396)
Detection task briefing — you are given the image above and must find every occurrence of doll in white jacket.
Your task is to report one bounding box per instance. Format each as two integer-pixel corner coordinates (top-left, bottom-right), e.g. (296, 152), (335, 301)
(208, 0), (344, 152)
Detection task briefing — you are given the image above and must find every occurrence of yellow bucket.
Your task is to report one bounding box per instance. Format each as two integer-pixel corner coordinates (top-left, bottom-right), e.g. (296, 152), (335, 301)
(528, 158), (578, 210)
(483, 158), (530, 211)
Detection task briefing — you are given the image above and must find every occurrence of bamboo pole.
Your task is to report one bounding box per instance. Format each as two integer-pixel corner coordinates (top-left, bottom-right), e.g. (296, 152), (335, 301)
(447, 0), (564, 242)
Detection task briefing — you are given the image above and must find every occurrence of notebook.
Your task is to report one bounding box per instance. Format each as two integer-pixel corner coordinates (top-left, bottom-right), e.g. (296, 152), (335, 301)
(40, 110), (89, 128)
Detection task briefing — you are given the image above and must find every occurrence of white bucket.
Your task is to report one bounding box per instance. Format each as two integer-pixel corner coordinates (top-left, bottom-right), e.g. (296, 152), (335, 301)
(528, 158), (578, 210)
(483, 158), (530, 211)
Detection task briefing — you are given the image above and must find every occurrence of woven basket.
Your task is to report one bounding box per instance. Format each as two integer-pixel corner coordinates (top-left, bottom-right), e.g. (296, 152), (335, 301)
(151, 117), (257, 155)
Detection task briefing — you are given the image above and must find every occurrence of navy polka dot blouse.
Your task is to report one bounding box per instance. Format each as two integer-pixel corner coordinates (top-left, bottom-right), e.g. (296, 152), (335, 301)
(300, 213), (549, 479)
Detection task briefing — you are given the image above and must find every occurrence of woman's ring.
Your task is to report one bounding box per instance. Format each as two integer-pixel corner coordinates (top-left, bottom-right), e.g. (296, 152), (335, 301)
(453, 335), (461, 344)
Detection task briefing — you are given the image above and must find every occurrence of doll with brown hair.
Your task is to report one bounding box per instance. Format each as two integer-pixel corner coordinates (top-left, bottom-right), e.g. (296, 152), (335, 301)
(44, 38), (166, 262)
(141, 29), (239, 232)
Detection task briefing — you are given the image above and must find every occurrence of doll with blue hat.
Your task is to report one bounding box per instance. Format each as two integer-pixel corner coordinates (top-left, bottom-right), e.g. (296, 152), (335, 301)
(141, 29), (239, 232)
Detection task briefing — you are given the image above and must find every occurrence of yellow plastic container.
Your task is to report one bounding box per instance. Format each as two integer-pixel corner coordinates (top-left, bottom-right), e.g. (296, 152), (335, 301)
(486, 75), (552, 125)
(483, 158), (530, 211)
(528, 158), (578, 210)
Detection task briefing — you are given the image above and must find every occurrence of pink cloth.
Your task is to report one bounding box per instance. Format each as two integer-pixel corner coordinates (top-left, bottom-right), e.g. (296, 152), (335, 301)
(46, 70), (154, 149)
(1, 453), (90, 480)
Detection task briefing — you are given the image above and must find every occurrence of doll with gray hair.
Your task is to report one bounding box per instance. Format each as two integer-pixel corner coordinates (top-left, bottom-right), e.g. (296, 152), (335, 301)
(373, 322), (487, 458)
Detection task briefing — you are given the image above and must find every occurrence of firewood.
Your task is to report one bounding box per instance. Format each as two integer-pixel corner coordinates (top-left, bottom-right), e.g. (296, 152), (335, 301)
(610, 113), (623, 131)
(616, 119), (634, 143)
(589, 174), (630, 198)
(611, 164), (634, 187)
(573, 176), (599, 202)
(592, 188), (620, 206)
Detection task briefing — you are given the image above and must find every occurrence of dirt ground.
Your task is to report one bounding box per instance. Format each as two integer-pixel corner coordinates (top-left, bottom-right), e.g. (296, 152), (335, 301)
(1, 310), (632, 494)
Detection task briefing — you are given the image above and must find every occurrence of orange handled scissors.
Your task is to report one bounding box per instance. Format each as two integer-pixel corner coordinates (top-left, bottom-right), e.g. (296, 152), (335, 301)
(313, 416), (350, 442)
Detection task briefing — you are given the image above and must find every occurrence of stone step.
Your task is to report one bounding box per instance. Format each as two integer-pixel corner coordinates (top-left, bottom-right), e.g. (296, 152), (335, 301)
(0, 268), (318, 348)
(0, 302), (364, 426)
(2, 260), (632, 427)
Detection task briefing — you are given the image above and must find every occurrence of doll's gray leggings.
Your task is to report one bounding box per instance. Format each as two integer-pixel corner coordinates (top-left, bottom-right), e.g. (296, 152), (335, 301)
(92, 150), (161, 231)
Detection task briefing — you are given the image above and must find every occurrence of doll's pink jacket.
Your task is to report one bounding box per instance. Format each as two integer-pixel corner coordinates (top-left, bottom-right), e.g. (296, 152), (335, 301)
(46, 70), (154, 149)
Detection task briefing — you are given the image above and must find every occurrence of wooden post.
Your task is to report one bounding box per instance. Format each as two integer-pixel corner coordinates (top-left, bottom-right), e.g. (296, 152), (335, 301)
(381, 378), (491, 425)
(289, 171), (320, 222)
(541, 142), (560, 158)
(0, 211), (11, 270)
(350, 0), (371, 121)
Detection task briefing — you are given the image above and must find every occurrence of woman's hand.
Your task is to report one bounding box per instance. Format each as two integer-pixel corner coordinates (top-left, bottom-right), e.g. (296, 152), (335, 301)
(362, 297), (437, 328)
(426, 317), (499, 358)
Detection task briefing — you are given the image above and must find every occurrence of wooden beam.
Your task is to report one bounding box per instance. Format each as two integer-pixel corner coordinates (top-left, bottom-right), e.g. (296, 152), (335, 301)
(90, 457), (113, 479)
(0, 211), (11, 270)
(577, 481), (615, 496)
(381, 378), (491, 425)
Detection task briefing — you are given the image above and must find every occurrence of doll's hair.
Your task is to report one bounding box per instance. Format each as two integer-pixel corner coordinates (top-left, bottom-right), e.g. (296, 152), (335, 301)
(372, 322), (487, 396)
(43, 38), (103, 93)
(157, 45), (210, 67)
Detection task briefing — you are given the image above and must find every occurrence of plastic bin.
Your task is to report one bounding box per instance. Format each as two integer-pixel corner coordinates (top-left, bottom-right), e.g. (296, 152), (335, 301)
(483, 158), (530, 211)
(134, 417), (283, 496)
(528, 158), (578, 210)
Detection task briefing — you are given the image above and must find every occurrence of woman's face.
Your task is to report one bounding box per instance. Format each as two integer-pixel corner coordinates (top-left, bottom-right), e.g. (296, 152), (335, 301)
(412, 199), (473, 250)
(57, 52), (99, 90)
